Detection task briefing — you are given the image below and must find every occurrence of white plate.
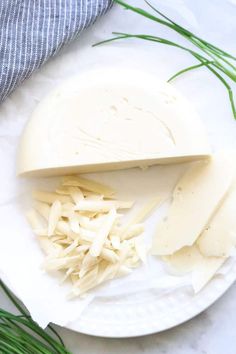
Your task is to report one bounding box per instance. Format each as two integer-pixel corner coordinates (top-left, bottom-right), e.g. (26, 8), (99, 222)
(0, 6), (236, 337)
(0, 78), (236, 337)
(66, 263), (236, 337)
(1, 76), (236, 338)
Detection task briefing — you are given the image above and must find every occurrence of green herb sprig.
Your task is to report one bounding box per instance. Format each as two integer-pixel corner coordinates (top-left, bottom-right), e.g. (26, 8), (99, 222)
(94, 0), (236, 119)
(0, 280), (72, 354)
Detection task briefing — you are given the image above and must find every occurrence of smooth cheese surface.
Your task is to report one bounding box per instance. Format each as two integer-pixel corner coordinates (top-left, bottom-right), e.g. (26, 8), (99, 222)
(163, 245), (202, 275)
(164, 244), (226, 292)
(17, 69), (210, 177)
(197, 182), (236, 257)
(152, 152), (235, 256)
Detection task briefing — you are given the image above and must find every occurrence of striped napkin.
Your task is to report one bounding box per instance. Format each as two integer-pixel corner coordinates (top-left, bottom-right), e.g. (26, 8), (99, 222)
(0, 0), (112, 102)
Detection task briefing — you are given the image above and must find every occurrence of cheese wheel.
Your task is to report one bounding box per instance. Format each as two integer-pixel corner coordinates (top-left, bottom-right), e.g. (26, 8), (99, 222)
(17, 69), (210, 177)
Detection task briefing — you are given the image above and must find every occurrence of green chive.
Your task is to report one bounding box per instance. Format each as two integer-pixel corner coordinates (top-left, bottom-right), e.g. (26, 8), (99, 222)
(0, 280), (72, 354)
(95, 0), (236, 119)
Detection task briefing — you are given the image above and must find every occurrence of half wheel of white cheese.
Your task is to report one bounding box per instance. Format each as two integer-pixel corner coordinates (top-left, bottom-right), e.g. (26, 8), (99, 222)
(17, 69), (210, 177)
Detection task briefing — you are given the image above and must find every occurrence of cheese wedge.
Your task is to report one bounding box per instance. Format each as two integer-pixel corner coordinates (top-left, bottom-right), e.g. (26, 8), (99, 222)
(17, 69), (210, 177)
(197, 183), (236, 257)
(152, 152), (235, 255)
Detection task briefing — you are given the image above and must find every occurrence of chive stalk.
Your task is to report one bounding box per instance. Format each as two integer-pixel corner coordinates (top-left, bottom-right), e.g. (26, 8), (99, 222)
(95, 0), (236, 119)
(0, 280), (72, 354)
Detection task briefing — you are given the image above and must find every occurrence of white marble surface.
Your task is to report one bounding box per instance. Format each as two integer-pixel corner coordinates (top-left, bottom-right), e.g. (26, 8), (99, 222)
(1, 0), (236, 352)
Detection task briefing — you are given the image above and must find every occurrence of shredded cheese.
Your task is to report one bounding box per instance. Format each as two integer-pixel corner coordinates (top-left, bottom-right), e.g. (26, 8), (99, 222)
(27, 175), (150, 298)
(62, 176), (115, 197)
(48, 200), (61, 236)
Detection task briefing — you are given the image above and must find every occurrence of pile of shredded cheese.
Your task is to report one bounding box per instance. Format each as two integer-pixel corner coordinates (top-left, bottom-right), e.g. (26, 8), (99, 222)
(27, 176), (149, 298)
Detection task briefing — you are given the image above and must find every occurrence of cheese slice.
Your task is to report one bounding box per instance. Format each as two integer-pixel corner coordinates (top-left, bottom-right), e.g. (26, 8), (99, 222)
(17, 69), (210, 177)
(197, 183), (236, 257)
(164, 245), (226, 292)
(163, 245), (202, 275)
(152, 152), (235, 255)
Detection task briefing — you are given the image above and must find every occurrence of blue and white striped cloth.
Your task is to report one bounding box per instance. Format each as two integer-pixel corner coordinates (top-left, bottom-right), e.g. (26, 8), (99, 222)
(0, 0), (112, 102)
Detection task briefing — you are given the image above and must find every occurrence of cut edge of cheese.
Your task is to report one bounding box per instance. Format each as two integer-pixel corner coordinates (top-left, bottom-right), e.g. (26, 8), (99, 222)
(18, 154), (210, 178)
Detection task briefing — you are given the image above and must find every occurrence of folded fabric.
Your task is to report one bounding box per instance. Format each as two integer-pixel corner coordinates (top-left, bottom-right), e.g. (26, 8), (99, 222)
(0, 0), (112, 102)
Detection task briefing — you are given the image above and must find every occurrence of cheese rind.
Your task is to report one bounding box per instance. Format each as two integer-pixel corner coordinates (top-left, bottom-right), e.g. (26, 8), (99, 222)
(17, 69), (210, 177)
(152, 152), (235, 255)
